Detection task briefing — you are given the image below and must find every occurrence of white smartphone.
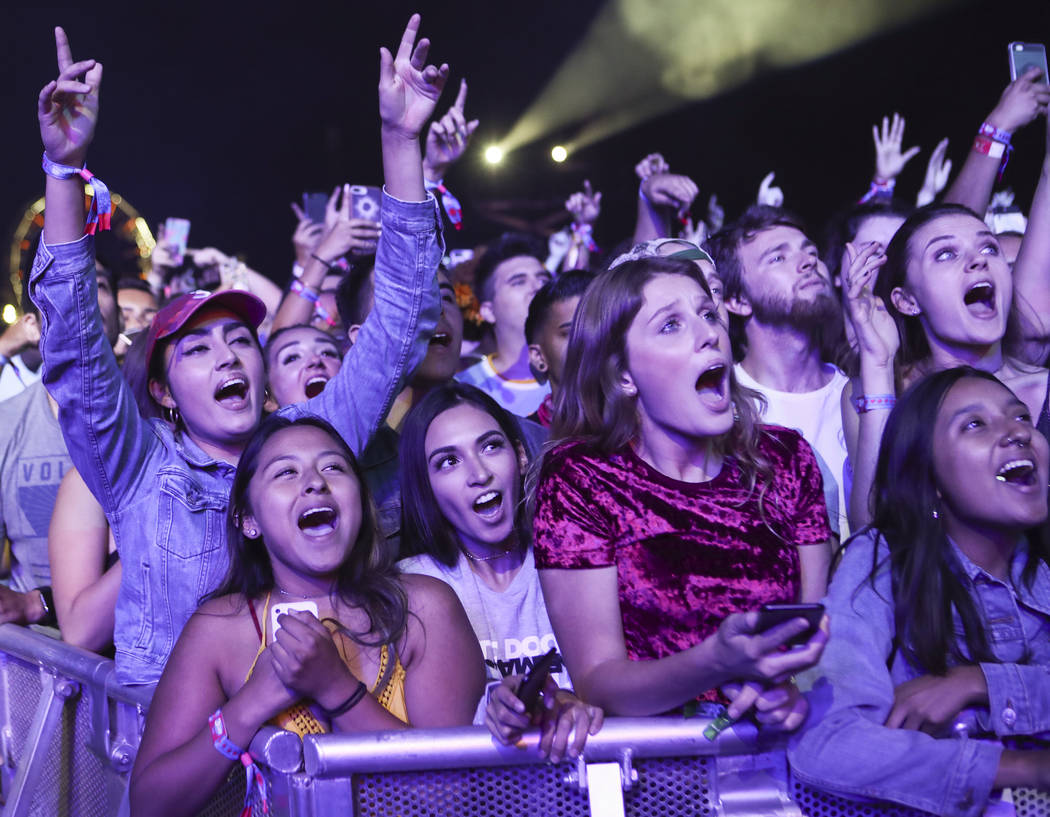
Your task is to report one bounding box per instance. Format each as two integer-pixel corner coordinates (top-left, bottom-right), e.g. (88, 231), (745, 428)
(270, 600), (319, 638)
(1009, 42), (1048, 84)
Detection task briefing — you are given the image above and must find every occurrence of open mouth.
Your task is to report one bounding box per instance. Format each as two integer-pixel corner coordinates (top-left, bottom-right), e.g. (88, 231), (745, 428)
(298, 506), (337, 535)
(695, 363), (729, 405)
(214, 376), (249, 404)
(304, 376), (328, 399)
(963, 281), (996, 316)
(996, 458), (1037, 487)
(429, 331), (452, 348)
(472, 490), (503, 517)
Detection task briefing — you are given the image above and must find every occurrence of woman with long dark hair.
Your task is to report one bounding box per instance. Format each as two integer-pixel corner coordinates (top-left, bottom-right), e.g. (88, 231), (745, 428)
(791, 367), (1050, 812)
(398, 382), (603, 762)
(129, 415), (483, 817)
(533, 255), (832, 724)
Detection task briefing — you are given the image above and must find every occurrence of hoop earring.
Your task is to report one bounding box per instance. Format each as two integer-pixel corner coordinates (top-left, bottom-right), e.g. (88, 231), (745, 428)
(163, 405), (181, 427)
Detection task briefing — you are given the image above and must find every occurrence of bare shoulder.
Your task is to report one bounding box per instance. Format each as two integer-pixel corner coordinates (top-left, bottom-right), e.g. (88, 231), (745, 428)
(400, 572), (460, 616)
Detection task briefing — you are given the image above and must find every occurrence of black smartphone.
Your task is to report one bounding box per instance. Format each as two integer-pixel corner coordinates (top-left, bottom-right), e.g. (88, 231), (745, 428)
(755, 603), (824, 648)
(1009, 42), (1048, 84)
(302, 192), (329, 224)
(516, 648), (558, 713)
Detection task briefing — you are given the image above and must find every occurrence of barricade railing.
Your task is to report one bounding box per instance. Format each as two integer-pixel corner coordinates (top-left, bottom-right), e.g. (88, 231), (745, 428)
(0, 623), (1047, 817)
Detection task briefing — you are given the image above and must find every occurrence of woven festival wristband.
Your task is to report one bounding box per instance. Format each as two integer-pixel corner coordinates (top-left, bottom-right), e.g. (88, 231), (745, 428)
(41, 152), (113, 235)
(853, 393), (896, 414)
(207, 709), (244, 760)
(290, 279), (320, 304)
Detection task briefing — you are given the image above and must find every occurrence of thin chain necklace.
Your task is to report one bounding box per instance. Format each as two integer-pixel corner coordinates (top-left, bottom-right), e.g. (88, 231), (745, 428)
(462, 543), (518, 562)
(277, 586), (328, 600)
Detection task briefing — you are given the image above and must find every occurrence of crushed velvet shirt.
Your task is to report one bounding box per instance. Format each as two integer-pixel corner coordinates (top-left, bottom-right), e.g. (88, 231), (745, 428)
(533, 426), (830, 667)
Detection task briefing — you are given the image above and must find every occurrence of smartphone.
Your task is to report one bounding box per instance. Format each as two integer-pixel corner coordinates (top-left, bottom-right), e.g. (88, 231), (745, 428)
(516, 647), (558, 713)
(349, 185), (383, 224)
(270, 600), (319, 638)
(755, 602), (824, 648)
(163, 217), (191, 266)
(1009, 42), (1048, 84)
(302, 192), (329, 225)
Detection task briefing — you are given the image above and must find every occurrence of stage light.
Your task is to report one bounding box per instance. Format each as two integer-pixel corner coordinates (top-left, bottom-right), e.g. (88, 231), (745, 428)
(551, 145), (568, 163)
(2, 304), (16, 325)
(498, 0), (959, 154)
(484, 145), (505, 165)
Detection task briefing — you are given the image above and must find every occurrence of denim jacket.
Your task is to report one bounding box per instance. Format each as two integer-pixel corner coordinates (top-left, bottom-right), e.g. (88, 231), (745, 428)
(789, 530), (1050, 817)
(29, 191), (442, 686)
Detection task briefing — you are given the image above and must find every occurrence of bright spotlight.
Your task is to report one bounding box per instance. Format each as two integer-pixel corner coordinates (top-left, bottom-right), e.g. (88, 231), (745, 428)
(551, 145), (568, 163)
(2, 304), (16, 324)
(484, 145), (504, 165)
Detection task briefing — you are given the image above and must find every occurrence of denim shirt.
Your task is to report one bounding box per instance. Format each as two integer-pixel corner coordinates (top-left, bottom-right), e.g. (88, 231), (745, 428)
(29, 191), (442, 686)
(789, 530), (1050, 817)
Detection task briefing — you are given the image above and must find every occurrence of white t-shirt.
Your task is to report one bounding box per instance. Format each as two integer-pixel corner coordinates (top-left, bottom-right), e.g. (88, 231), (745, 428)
(455, 355), (550, 416)
(0, 355), (42, 404)
(398, 548), (571, 695)
(735, 363), (850, 538)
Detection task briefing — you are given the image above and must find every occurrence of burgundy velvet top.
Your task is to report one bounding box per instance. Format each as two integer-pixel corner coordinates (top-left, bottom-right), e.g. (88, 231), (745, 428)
(533, 426), (830, 669)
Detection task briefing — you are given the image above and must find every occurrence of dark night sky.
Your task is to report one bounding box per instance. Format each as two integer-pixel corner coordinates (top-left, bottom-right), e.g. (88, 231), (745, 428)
(2, 1), (1049, 301)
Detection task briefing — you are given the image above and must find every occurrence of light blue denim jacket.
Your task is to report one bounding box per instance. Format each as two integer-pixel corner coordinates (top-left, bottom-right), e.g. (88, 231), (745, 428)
(789, 530), (1050, 817)
(29, 191), (442, 686)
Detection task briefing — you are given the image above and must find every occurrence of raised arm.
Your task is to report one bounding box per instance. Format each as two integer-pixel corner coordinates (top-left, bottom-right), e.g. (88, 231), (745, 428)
(563, 179), (602, 270)
(944, 68), (1050, 215)
(1009, 121), (1050, 356)
(282, 14), (445, 453)
(30, 27), (156, 512)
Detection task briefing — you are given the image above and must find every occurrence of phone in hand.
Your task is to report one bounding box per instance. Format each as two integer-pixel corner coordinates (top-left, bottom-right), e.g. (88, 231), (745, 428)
(270, 600), (319, 638)
(302, 192), (329, 225)
(755, 603), (824, 648)
(516, 648), (558, 713)
(163, 217), (191, 266)
(1009, 42), (1048, 84)
(349, 185), (383, 224)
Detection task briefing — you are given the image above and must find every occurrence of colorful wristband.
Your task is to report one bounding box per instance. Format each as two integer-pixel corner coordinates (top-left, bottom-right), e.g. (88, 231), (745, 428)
(853, 393), (896, 414)
(974, 124), (1014, 180)
(978, 122), (1013, 144)
(290, 279), (320, 304)
(41, 152), (113, 235)
(425, 178), (464, 231)
(208, 709), (244, 760)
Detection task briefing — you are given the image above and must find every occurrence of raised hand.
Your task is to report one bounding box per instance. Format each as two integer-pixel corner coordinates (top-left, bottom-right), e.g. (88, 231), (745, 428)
(642, 172), (698, 215)
(872, 113), (920, 183)
(290, 202), (324, 268)
(634, 152), (670, 181)
(317, 184), (381, 260)
(565, 179), (602, 225)
(38, 27), (102, 167)
(987, 67), (1050, 134)
(756, 172), (784, 207)
(424, 79), (478, 179)
(379, 14), (450, 140)
(916, 137), (952, 207)
(843, 241), (896, 366)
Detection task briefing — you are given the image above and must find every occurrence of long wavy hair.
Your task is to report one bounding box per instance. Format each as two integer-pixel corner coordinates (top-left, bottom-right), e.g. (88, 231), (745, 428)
(399, 382), (531, 568)
(864, 366), (1050, 674)
(873, 203), (1025, 374)
(208, 414), (407, 648)
(548, 255), (772, 496)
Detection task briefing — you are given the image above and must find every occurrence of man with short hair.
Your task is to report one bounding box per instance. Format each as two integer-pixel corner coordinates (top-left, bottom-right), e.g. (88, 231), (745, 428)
(455, 233), (551, 415)
(710, 205), (849, 538)
(0, 266), (121, 624)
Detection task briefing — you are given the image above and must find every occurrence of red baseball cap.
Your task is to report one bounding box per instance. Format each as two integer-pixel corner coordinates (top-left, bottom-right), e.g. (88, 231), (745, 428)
(145, 289), (267, 372)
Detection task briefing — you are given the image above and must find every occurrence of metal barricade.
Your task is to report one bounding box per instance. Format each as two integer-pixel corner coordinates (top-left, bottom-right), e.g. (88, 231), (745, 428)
(0, 623), (1047, 817)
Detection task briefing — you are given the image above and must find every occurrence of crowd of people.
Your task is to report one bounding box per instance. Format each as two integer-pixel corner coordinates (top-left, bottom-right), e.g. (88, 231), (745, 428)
(1, 16), (1050, 817)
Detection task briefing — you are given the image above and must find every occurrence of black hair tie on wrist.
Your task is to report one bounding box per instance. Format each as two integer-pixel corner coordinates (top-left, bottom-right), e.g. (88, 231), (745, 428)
(322, 680), (368, 718)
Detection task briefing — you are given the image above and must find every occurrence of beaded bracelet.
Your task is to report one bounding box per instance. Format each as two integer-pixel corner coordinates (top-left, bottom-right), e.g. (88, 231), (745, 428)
(322, 680), (368, 719)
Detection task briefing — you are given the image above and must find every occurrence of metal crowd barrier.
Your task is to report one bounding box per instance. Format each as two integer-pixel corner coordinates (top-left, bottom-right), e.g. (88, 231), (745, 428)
(0, 623), (1047, 817)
